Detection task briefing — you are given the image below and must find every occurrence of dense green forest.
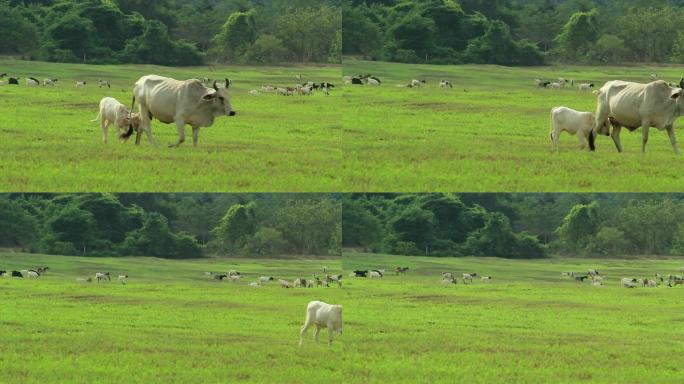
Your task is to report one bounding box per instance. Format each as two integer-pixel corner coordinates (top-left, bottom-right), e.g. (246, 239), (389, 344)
(0, 0), (341, 65)
(344, 0), (684, 65)
(0, 194), (341, 258)
(342, 193), (684, 258)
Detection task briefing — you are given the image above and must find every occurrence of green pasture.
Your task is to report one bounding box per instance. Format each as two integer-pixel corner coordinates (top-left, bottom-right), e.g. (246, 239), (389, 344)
(0, 60), (341, 192)
(342, 60), (684, 192)
(342, 252), (684, 383)
(0, 252), (343, 383)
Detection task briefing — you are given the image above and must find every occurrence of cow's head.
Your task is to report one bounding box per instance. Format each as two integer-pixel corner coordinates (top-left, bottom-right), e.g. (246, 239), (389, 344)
(202, 79), (236, 117)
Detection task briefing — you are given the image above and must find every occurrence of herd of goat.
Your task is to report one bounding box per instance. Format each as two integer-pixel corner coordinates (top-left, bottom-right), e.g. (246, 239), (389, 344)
(205, 268), (343, 288)
(561, 267), (684, 288)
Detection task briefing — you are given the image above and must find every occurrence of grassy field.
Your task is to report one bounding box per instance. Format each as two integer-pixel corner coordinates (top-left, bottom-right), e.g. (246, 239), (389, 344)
(343, 252), (684, 383)
(343, 60), (684, 192)
(0, 252), (344, 383)
(0, 60), (341, 192)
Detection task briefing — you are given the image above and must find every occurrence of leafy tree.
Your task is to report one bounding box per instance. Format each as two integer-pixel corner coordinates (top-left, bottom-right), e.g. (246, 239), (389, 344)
(555, 202), (600, 253)
(554, 9), (599, 61)
(211, 203), (257, 253)
(0, 197), (38, 247)
(212, 10), (257, 62)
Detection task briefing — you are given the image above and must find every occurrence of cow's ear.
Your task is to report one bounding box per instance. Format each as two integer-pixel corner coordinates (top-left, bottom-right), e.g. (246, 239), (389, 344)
(201, 91), (216, 101)
(672, 89), (682, 99)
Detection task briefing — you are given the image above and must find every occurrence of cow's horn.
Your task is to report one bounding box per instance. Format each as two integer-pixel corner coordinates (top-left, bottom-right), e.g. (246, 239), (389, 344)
(679, 77), (684, 89)
(212, 80), (218, 90)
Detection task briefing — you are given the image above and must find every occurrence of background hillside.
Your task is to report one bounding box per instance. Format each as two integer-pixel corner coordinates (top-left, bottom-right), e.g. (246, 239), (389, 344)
(0, 0), (341, 65)
(343, 0), (684, 65)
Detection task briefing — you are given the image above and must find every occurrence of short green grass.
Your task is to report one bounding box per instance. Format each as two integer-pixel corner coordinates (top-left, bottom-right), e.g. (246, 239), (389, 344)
(343, 60), (684, 192)
(343, 252), (684, 383)
(0, 60), (341, 192)
(0, 252), (343, 383)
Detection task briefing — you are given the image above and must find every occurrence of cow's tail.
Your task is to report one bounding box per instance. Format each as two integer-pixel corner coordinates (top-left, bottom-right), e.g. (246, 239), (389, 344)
(119, 96), (136, 140)
(90, 110), (101, 123)
(588, 130), (596, 151)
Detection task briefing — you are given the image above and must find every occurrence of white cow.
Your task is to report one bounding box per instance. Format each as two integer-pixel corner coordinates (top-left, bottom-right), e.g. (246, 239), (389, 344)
(621, 278), (637, 288)
(95, 272), (110, 282)
(99, 79), (111, 88)
(258, 276), (274, 284)
(410, 79), (426, 87)
(127, 76), (236, 147)
(369, 271), (382, 278)
(439, 80), (453, 88)
(43, 78), (58, 86)
(279, 279), (293, 288)
(26, 78), (39, 87)
(578, 83), (594, 92)
(75, 81), (87, 87)
(27, 270), (39, 279)
(91, 97), (140, 143)
(550, 107), (604, 152)
(299, 301), (343, 347)
(462, 273), (477, 284)
(590, 79), (684, 153)
(118, 275), (128, 284)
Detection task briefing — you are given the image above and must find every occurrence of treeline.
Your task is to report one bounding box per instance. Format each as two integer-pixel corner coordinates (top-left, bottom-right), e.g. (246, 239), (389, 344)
(0, 0), (341, 66)
(343, 0), (684, 65)
(343, 194), (684, 258)
(0, 194), (341, 258)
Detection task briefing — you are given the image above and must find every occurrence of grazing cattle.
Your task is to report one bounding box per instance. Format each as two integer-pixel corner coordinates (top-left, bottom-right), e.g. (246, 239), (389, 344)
(92, 97), (140, 143)
(352, 270), (367, 278)
(76, 277), (92, 283)
(9, 77), (19, 85)
(326, 274), (343, 287)
(535, 79), (551, 88)
(367, 77), (381, 86)
(126, 75), (236, 147)
(11, 270), (23, 277)
(439, 80), (453, 88)
(395, 267), (409, 275)
(214, 274), (228, 281)
(442, 277), (456, 285)
(462, 273), (477, 284)
(118, 275), (128, 284)
(410, 79), (426, 87)
(294, 278), (310, 288)
(578, 83), (595, 92)
(550, 106), (604, 152)
(99, 79), (111, 88)
(621, 278), (638, 288)
(229, 275), (242, 283)
(587, 269), (600, 276)
(442, 272), (454, 280)
(320, 82), (334, 95)
(26, 78), (39, 87)
(299, 301), (343, 347)
(43, 78), (58, 86)
(351, 77), (364, 85)
(481, 276), (492, 282)
(279, 279), (293, 288)
(0, 270), (6, 277)
(574, 275), (589, 282)
(547, 82), (564, 89)
(27, 270), (39, 279)
(369, 271), (382, 279)
(36, 267), (49, 274)
(645, 279), (658, 287)
(590, 79), (684, 153)
(258, 276), (274, 284)
(261, 85), (276, 93)
(95, 272), (111, 282)
(228, 270), (240, 277)
(75, 81), (87, 87)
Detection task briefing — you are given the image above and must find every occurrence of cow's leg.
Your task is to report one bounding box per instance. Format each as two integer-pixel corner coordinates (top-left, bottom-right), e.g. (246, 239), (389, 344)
(667, 125), (680, 154)
(299, 322), (310, 347)
(171, 119), (186, 148)
(610, 125), (623, 153)
(551, 129), (560, 152)
(578, 131), (587, 150)
(136, 106), (152, 145)
(192, 126), (200, 146)
(101, 120), (108, 144)
(328, 327), (334, 346)
(641, 125), (650, 153)
(313, 325), (320, 343)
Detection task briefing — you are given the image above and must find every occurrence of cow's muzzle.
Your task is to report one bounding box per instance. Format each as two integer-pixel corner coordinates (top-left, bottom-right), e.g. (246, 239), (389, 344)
(229, 111), (236, 116)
